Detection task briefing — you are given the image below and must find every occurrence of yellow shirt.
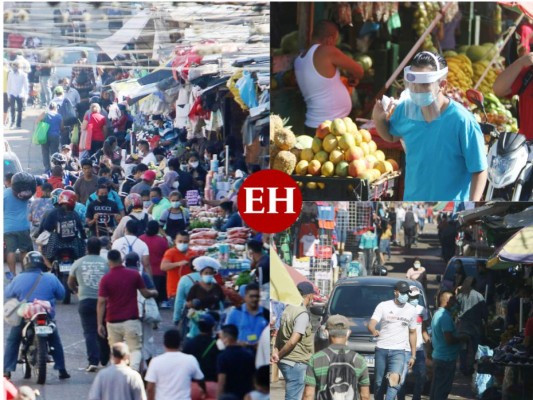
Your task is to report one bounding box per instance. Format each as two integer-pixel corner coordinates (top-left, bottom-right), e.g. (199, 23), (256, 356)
(381, 227), (392, 240)
(4, 69), (9, 93)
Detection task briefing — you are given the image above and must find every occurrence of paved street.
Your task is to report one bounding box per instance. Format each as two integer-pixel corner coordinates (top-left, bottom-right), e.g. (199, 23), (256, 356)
(271, 222), (477, 400)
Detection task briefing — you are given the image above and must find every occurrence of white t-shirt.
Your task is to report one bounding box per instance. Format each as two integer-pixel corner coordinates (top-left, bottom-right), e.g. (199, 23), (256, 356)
(404, 304), (428, 351)
(142, 152), (157, 166)
(144, 352), (204, 400)
(300, 234), (318, 257)
(112, 235), (150, 267)
(371, 300), (417, 350)
(256, 325), (270, 369)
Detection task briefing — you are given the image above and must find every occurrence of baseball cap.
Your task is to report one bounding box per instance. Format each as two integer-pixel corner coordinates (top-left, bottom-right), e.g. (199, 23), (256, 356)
(61, 144), (71, 151)
(326, 314), (350, 332)
(54, 86), (64, 95)
(297, 281), (315, 296)
(143, 170), (156, 181)
(97, 177), (111, 186)
(394, 281), (411, 294)
(409, 286), (421, 297)
(198, 313), (216, 328)
(124, 252), (140, 268)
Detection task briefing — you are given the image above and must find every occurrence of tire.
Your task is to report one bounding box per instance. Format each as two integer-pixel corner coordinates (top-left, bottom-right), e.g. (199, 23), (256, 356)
(35, 336), (47, 385)
(61, 274), (71, 305)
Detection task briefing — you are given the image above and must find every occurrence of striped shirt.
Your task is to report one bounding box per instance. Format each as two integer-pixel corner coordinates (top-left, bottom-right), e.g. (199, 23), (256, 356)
(305, 344), (370, 392)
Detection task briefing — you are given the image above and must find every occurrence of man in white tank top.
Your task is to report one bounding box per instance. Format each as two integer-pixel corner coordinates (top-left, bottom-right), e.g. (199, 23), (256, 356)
(294, 20), (364, 133)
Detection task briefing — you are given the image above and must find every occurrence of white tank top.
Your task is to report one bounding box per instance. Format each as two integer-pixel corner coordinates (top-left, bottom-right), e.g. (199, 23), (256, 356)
(294, 44), (352, 128)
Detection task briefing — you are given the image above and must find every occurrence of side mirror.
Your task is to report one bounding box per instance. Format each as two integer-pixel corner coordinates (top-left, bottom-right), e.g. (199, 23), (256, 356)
(310, 304), (326, 316)
(436, 275), (442, 283)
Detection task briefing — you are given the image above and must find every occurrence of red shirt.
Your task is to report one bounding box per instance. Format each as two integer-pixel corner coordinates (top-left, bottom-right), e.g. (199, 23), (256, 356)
(162, 247), (198, 297)
(139, 234), (169, 277)
(48, 176), (64, 189)
(98, 266), (146, 323)
(510, 67), (533, 140)
(85, 112), (107, 141)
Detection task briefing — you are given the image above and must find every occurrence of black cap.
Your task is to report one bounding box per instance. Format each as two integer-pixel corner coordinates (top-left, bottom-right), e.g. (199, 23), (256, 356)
(124, 252), (140, 268)
(297, 281), (315, 296)
(394, 281), (411, 294)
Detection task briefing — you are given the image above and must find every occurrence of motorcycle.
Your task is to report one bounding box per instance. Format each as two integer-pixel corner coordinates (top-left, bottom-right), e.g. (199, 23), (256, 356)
(51, 249), (75, 305)
(19, 310), (55, 384)
(466, 89), (533, 201)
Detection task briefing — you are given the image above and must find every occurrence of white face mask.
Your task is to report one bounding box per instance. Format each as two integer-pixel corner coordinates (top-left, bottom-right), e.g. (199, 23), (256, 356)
(216, 338), (226, 351)
(414, 262), (421, 269)
(189, 161), (199, 169)
(172, 181), (180, 189)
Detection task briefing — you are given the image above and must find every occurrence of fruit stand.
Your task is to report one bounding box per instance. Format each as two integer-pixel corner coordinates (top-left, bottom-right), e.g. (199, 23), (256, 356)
(270, 115), (403, 200)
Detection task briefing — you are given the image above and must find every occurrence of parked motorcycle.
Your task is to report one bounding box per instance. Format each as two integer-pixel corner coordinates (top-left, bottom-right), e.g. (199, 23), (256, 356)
(51, 249), (75, 305)
(466, 89), (533, 201)
(19, 310), (55, 384)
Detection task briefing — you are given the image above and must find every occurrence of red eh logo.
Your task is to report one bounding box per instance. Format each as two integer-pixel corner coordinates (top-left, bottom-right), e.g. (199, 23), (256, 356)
(237, 170), (302, 234)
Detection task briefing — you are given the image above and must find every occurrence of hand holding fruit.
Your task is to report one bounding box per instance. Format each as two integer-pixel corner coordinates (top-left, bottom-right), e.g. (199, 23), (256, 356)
(372, 100), (388, 123)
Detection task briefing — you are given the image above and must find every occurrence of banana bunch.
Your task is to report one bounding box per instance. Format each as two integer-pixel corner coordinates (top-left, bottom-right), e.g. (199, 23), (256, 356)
(413, 2), (440, 53)
(473, 60), (500, 95)
(445, 55), (474, 92)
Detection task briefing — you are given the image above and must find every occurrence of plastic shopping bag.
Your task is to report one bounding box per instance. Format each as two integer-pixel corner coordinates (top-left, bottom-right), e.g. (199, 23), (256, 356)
(32, 121), (50, 145)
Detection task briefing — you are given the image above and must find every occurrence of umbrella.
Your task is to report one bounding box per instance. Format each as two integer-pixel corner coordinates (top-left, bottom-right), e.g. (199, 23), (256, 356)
(270, 249), (302, 306)
(487, 226), (533, 269)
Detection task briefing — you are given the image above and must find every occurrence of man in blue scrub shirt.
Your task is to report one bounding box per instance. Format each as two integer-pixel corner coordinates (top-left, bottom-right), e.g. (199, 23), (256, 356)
(372, 51), (487, 201)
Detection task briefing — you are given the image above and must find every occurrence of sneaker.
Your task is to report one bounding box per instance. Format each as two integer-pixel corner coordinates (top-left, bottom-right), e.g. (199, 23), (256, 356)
(59, 369), (71, 379)
(5, 271), (14, 282)
(85, 365), (98, 372)
(160, 301), (170, 309)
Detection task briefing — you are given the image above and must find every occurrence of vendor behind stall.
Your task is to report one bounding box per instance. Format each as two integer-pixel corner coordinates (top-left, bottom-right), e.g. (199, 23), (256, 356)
(294, 20), (364, 135)
(373, 51), (487, 201)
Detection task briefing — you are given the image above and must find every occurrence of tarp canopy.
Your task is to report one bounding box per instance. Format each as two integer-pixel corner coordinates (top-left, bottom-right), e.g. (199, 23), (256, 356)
(458, 202), (519, 226)
(488, 226), (533, 269)
(499, 2), (533, 19)
(433, 201), (455, 212)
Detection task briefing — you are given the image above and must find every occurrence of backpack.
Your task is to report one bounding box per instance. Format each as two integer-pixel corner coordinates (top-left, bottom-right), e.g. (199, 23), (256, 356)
(56, 210), (79, 242)
(317, 348), (360, 400)
(76, 68), (90, 86)
(58, 98), (77, 126)
(129, 214), (149, 236)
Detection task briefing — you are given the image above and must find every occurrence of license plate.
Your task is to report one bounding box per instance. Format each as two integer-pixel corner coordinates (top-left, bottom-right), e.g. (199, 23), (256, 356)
(364, 355), (375, 368)
(35, 326), (53, 335)
(59, 263), (72, 273)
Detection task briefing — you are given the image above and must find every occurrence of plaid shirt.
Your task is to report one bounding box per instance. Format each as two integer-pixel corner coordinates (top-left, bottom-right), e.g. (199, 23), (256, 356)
(71, 58), (95, 90)
(305, 344), (370, 393)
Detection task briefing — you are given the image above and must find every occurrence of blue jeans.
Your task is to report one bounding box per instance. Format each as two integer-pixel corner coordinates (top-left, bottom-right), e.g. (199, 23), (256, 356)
(374, 347), (407, 400)
(398, 349), (426, 400)
(430, 359), (456, 400)
(9, 95), (23, 127)
(278, 361), (308, 400)
(4, 320), (66, 373)
(79, 298), (110, 366)
(39, 75), (52, 105)
(41, 134), (60, 172)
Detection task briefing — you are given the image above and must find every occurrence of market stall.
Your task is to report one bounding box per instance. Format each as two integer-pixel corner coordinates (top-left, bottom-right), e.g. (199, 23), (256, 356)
(271, 2), (531, 201)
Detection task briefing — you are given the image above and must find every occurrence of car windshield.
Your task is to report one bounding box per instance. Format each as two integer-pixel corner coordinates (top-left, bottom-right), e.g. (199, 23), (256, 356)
(443, 260), (479, 282)
(329, 285), (426, 318)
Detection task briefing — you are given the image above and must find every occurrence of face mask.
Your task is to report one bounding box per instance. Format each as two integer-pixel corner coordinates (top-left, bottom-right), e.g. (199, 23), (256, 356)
(204, 155), (210, 162)
(216, 338), (226, 351)
(143, 201), (151, 209)
(151, 197), (161, 205)
(413, 262), (421, 269)
(176, 243), (188, 252)
(410, 91), (435, 107)
(189, 161), (199, 169)
(171, 201), (181, 208)
(397, 293), (409, 304)
(409, 299), (419, 307)
(98, 195), (107, 202)
(202, 275), (215, 284)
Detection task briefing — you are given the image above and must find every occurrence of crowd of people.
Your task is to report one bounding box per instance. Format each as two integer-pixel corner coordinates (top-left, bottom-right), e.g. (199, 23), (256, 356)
(4, 42), (269, 399)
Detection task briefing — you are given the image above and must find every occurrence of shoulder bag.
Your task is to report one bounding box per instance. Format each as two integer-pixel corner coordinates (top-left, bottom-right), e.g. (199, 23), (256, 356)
(4, 273), (44, 326)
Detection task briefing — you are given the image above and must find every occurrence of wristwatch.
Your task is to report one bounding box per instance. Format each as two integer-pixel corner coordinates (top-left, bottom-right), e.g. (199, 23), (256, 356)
(410, 355), (416, 360)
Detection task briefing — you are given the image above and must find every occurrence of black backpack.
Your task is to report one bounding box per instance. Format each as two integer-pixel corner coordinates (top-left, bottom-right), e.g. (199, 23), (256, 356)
(129, 214), (149, 236)
(317, 348), (359, 400)
(56, 211), (79, 242)
(58, 98), (77, 126)
(76, 68), (90, 86)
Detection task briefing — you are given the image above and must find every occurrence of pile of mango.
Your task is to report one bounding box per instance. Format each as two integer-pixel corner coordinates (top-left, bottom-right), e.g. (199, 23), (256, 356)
(480, 93), (518, 133)
(445, 54), (474, 92)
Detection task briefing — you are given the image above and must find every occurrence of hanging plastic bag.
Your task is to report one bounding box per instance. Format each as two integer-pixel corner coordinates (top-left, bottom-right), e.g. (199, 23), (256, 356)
(71, 123), (80, 145)
(235, 71), (258, 109)
(32, 121), (50, 145)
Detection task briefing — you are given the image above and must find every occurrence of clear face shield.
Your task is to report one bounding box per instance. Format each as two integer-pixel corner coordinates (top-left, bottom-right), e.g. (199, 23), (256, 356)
(401, 58), (448, 122)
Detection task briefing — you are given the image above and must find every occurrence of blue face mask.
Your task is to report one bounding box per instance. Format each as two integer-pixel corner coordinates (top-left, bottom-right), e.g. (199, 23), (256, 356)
(202, 275), (215, 284)
(410, 91), (435, 107)
(397, 293), (409, 304)
(151, 197), (161, 205)
(409, 299), (419, 307)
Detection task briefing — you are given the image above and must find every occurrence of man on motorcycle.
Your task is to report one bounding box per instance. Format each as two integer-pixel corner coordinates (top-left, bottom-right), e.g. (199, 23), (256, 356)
(3, 251), (71, 380)
(40, 190), (87, 262)
(50, 152), (77, 187)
